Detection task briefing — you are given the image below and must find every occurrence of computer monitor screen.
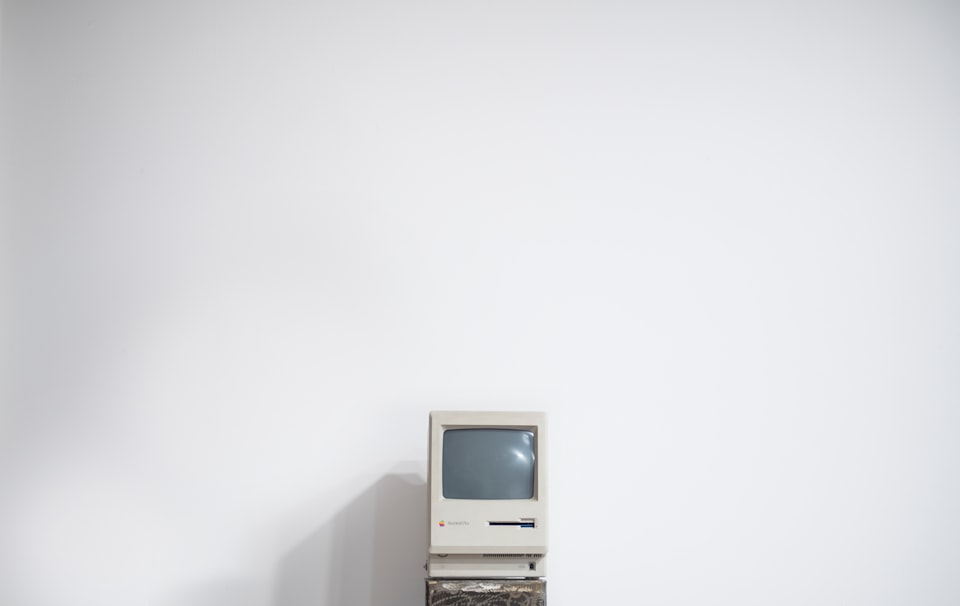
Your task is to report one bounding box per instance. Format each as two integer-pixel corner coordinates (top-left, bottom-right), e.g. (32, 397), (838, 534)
(442, 429), (535, 499)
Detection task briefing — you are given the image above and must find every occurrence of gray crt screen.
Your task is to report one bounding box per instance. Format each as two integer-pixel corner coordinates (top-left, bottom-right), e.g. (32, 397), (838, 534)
(442, 429), (536, 499)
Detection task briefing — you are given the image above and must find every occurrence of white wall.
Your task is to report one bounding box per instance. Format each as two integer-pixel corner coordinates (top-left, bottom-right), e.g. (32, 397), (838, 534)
(2, 1), (959, 604)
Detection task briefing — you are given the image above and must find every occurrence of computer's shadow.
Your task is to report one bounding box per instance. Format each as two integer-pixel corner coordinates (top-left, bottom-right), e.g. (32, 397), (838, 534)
(275, 472), (426, 606)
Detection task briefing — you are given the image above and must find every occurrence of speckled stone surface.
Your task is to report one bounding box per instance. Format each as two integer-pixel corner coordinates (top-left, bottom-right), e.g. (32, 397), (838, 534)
(425, 579), (546, 606)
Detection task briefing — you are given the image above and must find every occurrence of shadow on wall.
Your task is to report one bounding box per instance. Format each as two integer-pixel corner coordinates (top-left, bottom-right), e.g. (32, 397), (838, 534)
(275, 472), (427, 606)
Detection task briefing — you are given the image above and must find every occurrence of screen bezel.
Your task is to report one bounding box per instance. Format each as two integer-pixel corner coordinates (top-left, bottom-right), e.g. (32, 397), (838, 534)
(440, 426), (540, 501)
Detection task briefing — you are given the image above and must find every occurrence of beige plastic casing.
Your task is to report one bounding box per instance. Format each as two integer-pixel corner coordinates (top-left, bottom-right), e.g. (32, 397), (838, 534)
(427, 411), (548, 578)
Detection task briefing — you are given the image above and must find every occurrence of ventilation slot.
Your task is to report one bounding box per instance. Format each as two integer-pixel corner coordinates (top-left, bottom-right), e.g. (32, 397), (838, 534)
(481, 553), (544, 558)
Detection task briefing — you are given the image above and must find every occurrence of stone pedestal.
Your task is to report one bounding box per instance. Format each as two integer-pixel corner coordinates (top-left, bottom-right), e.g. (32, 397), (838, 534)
(425, 579), (546, 606)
